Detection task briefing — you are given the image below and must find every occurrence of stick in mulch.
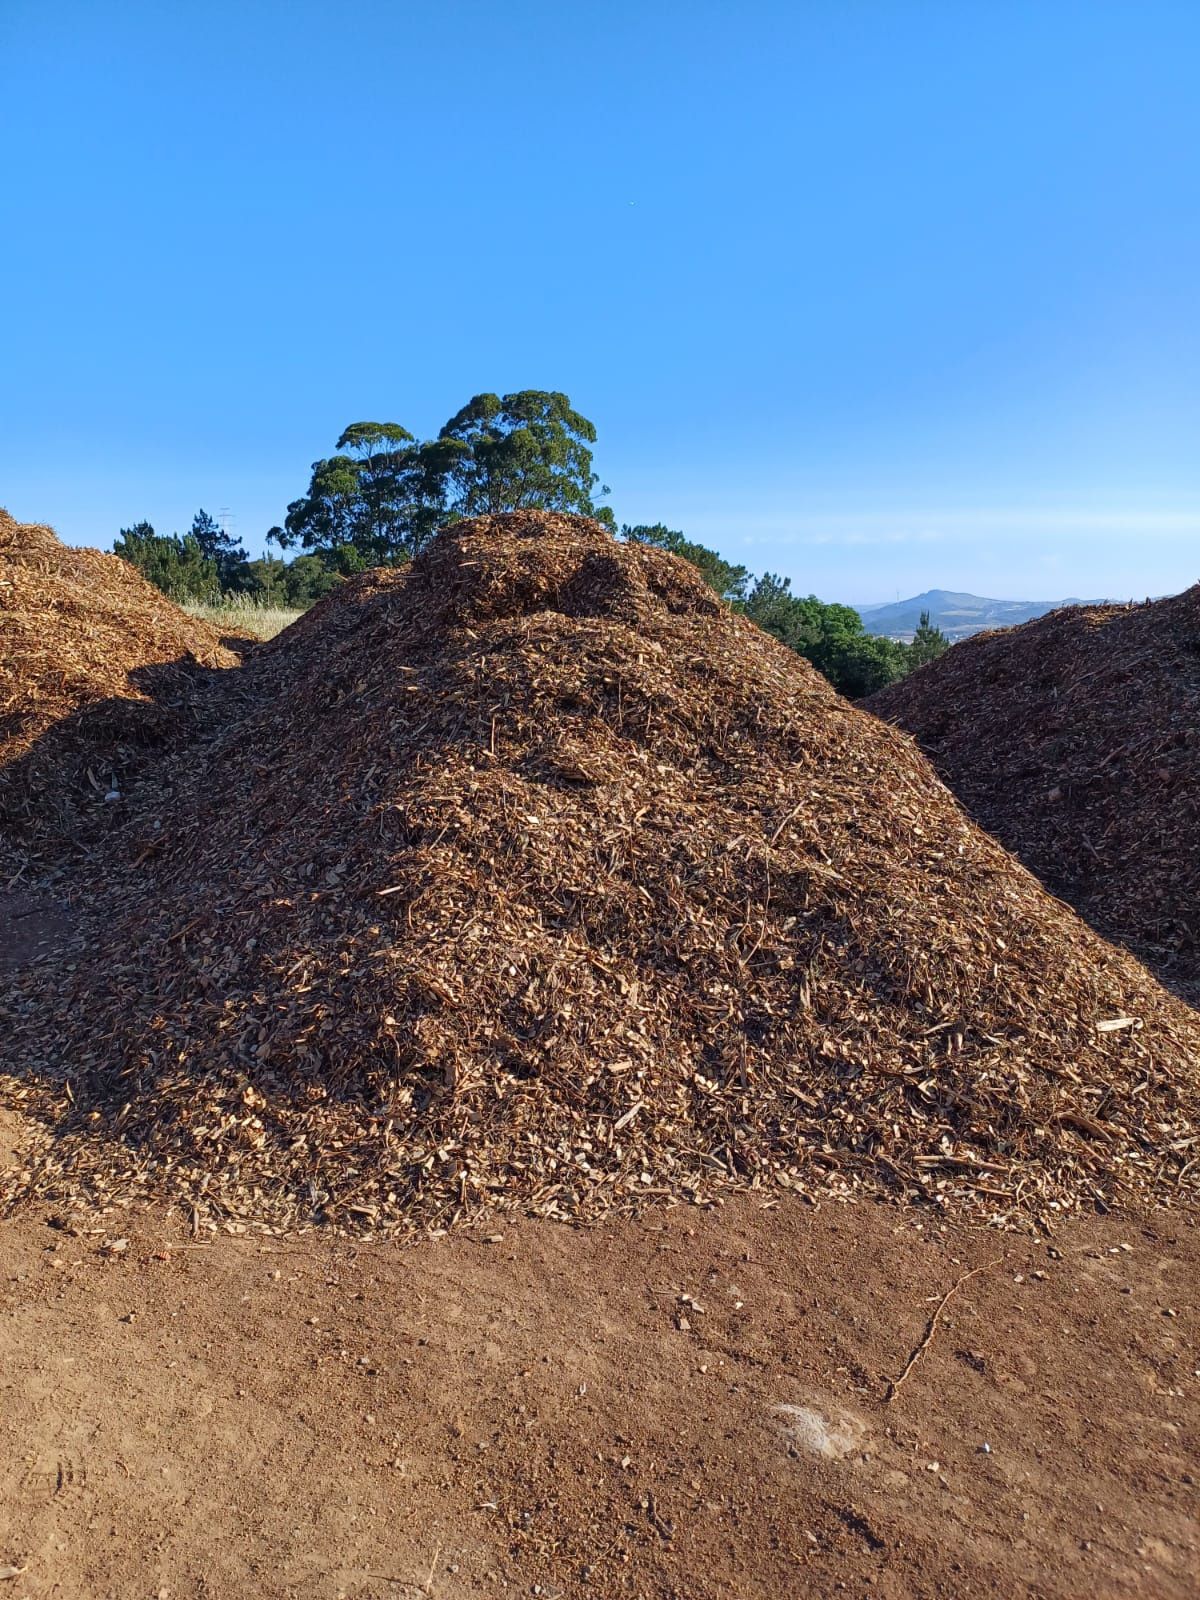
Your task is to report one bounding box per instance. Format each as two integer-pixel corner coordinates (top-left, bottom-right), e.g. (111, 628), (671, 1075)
(884, 1256), (1005, 1403)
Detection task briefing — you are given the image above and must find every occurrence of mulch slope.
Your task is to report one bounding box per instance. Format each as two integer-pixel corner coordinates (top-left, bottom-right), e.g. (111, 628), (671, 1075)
(0, 509), (241, 854)
(866, 588), (1200, 986)
(4, 513), (1199, 1234)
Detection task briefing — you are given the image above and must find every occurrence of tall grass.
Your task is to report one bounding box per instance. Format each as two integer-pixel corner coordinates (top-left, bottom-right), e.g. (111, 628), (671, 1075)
(181, 593), (304, 642)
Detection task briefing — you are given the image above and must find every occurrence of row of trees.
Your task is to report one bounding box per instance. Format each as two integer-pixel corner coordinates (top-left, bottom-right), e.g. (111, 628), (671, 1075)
(113, 389), (948, 695)
(114, 392), (612, 606)
(113, 512), (351, 608)
(623, 524), (947, 693)
(744, 577), (947, 696)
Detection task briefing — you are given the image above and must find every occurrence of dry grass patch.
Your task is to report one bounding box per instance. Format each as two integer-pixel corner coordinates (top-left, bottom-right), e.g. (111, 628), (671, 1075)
(182, 595), (304, 640)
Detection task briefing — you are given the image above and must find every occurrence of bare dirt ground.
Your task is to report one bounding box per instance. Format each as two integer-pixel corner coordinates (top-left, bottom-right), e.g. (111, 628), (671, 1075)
(2, 891), (1197, 1600)
(1, 1193), (1197, 1600)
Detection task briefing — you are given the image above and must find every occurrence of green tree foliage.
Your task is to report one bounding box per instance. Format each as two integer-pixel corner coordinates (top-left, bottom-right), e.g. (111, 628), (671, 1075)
(281, 392), (613, 565)
(909, 608), (950, 668)
(112, 520), (218, 600)
(281, 422), (443, 565)
(189, 509), (254, 593)
(283, 553), (355, 605)
(622, 524), (749, 602)
(827, 633), (912, 697)
(741, 572), (911, 696)
(243, 554), (345, 607)
(117, 517), (372, 611)
(439, 392), (614, 526)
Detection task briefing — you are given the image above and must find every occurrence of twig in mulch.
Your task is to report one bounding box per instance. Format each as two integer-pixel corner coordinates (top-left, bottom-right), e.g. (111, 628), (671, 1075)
(884, 1256), (1005, 1403)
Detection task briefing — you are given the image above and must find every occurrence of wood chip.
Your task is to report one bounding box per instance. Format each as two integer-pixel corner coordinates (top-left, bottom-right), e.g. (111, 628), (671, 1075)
(868, 587), (1200, 996)
(4, 511), (1199, 1238)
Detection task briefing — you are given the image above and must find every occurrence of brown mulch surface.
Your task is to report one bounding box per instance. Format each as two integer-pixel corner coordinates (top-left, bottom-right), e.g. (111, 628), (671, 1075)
(866, 587), (1200, 992)
(4, 512), (1198, 1235)
(0, 509), (243, 856)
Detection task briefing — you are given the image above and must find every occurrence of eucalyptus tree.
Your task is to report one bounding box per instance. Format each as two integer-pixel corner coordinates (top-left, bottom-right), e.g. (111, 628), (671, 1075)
(282, 394), (614, 566)
(437, 391), (613, 525)
(282, 421), (441, 564)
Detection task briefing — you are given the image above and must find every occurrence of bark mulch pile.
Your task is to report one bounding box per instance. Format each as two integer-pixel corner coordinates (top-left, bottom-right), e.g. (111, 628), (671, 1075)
(867, 587), (1200, 989)
(4, 513), (1199, 1235)
(0, 509), (242, 857)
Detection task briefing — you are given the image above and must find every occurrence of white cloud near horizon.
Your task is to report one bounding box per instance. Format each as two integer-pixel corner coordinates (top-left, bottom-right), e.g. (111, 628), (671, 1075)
(667, 502), (1200, 605)
(749, 509), (1200, 545)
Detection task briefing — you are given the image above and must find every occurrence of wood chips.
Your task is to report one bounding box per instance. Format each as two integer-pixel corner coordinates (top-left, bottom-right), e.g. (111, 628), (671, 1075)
(0, 509), (241, 858)
(3, 512), (1199, 1235)
(868, 587), (1200, 991)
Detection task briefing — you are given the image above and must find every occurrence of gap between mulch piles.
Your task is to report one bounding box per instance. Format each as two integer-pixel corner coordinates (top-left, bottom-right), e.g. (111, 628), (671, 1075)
(867, 588), (1200, 995)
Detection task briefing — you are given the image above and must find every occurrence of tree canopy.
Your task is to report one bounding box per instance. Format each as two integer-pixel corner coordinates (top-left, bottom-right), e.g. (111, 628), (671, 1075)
(909, 608), (950, 669)
(112, 520), (218, 600)
(439, 392), (613, 526)
(280, 422), (443, 566)
(280, 391), (613, 565)
(742, 572), (911, 697)
(188, 509), (253, 592)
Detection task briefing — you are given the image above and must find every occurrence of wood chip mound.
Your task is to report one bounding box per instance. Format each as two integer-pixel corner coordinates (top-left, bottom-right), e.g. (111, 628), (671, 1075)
(0, 509), (242, 855)
(4, 513), (1199, 1234)
(867, 588), (1200, 991)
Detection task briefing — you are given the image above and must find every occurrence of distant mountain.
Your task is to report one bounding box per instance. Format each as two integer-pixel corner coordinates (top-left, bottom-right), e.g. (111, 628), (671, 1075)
(854, 589), (1105, 642)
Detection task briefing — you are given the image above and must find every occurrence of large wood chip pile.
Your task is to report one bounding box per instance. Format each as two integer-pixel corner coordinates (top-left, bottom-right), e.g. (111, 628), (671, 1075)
(0, 510), (241, 853)
(4, 513), (1198, 1234)
(867, 588), (1200, 988)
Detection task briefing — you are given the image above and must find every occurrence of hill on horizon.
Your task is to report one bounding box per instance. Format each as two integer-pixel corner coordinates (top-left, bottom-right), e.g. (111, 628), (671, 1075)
(854, 588), (1108, 641)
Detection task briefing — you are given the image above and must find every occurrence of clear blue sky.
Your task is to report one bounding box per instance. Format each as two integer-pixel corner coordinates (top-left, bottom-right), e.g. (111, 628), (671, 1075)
(3, 1), (1198, 604)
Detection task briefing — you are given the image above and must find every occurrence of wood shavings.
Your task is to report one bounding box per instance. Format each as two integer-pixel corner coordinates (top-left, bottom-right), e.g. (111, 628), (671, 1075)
(3, 511), (1199, 1237)
(0, 509), (245, 858)
(868, 587), (1200, 996)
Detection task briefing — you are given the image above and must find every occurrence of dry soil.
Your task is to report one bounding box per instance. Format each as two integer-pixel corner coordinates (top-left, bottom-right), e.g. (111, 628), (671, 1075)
(2, 896), (1198, 1599)
(1, 1184), (1197, 1599)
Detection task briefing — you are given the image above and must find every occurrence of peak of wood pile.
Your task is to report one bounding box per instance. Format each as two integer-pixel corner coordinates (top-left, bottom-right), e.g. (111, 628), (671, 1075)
(867, 587), (1200, 992)
(4, 513), (1198, 1235)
